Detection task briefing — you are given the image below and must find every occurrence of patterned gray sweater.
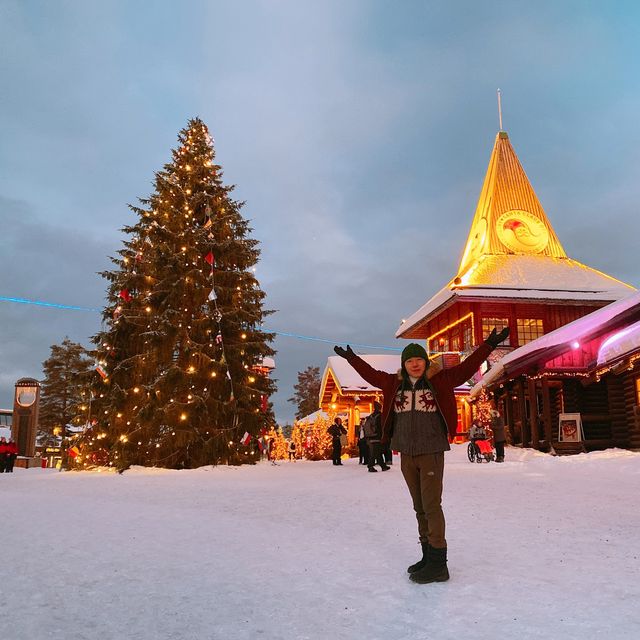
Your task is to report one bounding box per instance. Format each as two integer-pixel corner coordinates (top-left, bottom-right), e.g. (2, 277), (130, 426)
(390, 377), (450, 456)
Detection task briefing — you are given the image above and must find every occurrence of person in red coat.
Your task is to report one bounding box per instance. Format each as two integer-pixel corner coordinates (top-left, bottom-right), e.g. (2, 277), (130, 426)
(334, 326), (509, 583)
(5, 439), (18, 472)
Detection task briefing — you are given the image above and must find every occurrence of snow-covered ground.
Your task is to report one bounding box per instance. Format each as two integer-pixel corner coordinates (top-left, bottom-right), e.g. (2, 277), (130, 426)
(3, 445), (640, 640)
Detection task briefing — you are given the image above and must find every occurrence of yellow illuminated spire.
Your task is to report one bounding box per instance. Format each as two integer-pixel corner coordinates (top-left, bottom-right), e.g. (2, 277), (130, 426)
(457, 132), (567, 280)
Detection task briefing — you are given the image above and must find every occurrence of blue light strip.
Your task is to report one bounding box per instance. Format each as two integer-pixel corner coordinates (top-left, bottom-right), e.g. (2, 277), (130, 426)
(0, 295), (402, 352)
(0, 296), (101, 312)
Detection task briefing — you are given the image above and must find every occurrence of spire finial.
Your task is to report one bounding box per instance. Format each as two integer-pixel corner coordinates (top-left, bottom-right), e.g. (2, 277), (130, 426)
(497, 88), (503, 131)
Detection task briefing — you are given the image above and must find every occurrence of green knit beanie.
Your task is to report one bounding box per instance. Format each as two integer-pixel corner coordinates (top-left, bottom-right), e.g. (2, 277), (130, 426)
(401, 343), (429, 366)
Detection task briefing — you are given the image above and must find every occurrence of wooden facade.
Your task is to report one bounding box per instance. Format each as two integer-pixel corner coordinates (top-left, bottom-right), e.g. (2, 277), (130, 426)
(478, 304), (640, 453)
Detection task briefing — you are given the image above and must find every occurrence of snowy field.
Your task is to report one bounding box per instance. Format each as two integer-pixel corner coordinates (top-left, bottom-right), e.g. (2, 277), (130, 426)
(3, 445), (640, 640)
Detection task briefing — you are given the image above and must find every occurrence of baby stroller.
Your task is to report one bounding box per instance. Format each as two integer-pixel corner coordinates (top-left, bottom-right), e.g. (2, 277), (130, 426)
(467, 438), (495, 463)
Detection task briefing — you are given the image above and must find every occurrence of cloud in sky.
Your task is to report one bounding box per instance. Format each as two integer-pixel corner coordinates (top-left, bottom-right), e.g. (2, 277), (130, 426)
(1, 0), (639, 421)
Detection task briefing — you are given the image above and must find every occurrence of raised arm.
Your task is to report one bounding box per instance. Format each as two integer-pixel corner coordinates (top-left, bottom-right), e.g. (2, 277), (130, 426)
(333, 345), (394, 390)
(441, 327), (510, 388)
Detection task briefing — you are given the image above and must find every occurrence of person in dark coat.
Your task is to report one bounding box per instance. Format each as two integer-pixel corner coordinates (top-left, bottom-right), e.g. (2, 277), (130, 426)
(364, 401), (389, 473)
(334, 326), (509, 583)
(327, 417), (347, 465)
(490, 409), (507, 462)
(5, 439), (18, 472)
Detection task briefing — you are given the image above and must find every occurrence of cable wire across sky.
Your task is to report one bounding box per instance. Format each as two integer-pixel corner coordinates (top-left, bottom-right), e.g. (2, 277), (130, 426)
(0, 295), (403, 352)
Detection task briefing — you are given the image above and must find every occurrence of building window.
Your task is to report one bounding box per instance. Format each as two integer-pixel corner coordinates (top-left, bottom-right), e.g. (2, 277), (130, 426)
(451, 334), (460, 352)
(482, 317), (510, 345)
(636, 377), (640, 405)
(463, 324), (473, 350)
(517, 318), (544, 345)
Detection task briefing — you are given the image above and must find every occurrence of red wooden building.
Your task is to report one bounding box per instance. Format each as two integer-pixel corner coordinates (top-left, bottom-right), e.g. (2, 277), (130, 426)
(470, 292), (640, 452)
(396, 130), (635, 434)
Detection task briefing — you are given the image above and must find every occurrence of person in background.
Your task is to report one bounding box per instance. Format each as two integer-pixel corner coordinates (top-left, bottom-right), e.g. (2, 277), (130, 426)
(490, 408), (506, 463)
(6, 439), (18, 472)
(0, 437), (8, 473)
(288, 439), (297, 462)
(363, 401), (390, 473)
(469, 421), (488, 443)
(357, 421), (368, 465)
(333, 326), (509, 584)
(327, 417), (347, 466)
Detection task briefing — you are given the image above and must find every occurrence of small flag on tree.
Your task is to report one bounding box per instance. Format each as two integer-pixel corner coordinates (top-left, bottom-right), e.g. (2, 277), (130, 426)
(260, 395), (268, 412)
(204, 251), (215, 265)
(96, 364), (108, 379)
(215, 333), (223, 344)
(119, 289), (132, 302)
(240, 432), (251, 446)
(68, 446), (80, 459)
(208, 288), (217, 301)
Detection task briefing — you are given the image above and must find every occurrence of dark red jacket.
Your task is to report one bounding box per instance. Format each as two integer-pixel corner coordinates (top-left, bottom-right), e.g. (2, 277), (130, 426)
(344, 341), (494, 441)
(0, 443), (8, 455)
(7, 442), (18, 455)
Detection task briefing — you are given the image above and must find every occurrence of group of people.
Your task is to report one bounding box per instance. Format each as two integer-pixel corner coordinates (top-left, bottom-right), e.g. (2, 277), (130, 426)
(327, 404), (392, 472)
(0, 437), (18, 473)
(468, 409), (507, 462)
(357, 402), (391, 472)
(333, 325), (509, 584)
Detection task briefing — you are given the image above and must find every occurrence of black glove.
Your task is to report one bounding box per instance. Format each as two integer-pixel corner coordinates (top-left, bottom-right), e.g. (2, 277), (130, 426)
(486, 327), (510, 348)
(333, 344), (354, 359)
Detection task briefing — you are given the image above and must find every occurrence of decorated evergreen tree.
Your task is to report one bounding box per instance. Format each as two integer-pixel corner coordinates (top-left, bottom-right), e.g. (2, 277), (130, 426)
(82, 118), (275, 470)
(300, 413), (333, 461)
(39, 337), (94, 445)
(475, 388), (493, 430)
(267, 426), (288, 461)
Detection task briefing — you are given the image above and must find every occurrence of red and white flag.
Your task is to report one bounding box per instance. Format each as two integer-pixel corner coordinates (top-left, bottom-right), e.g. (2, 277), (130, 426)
(96, 365), (108, 379)
(240, 431), (251, 446)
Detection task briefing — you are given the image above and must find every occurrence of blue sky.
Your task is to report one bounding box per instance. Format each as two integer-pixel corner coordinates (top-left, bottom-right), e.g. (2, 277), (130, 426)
(1, 0), (639, 422)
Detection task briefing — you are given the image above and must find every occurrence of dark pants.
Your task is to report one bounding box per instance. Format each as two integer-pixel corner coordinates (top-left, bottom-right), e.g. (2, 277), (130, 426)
(367, 441), (386, 469)
(400, 452), (446, 549)
(6, 455), (16, 472)
(358, 438), (368, 464)
(495, 441), (505, 460)
(383, 445), (393, 464)
(0, 455), (6, 473)
(332, 439), (342, 465)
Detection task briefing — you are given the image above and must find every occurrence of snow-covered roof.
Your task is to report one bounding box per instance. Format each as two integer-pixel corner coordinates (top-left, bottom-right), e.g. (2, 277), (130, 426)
(296, 410), (329, 425)
(397, 255), (635, 338)
(325, 355), (400, 392)
(597, 319), (640, 366)
(471, 290), (640, 395)
(0, 427), (12, 440)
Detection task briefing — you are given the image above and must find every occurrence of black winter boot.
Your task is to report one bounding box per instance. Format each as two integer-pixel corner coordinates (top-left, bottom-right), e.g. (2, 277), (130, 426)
(409, 545), (449, 583)
(407, 542), (430, 574)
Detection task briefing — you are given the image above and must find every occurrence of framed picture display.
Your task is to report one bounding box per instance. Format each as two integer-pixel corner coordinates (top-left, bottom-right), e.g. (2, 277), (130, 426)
(558, 413), (584, 443)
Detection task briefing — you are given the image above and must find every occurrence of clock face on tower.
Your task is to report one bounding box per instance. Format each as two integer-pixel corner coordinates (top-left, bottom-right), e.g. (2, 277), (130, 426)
(496, 209), (550, 254)
(17, 387), (37, 407)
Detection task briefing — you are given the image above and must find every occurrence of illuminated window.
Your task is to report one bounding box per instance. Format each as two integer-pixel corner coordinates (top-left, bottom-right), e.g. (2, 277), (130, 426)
(636, 377), (640, 405)
(482, 317), (510, 345)
(517, 318), (544, 345)
(463, 324), (473, 350)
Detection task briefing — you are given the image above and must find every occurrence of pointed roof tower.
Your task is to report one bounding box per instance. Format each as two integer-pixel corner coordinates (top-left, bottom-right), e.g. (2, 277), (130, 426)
(457, 131), (566, 279)
(397, 131), (635, 339)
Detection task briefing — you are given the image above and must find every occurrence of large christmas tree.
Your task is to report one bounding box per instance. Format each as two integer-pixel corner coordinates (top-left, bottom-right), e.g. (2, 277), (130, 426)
(84, 118), (275, 470)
